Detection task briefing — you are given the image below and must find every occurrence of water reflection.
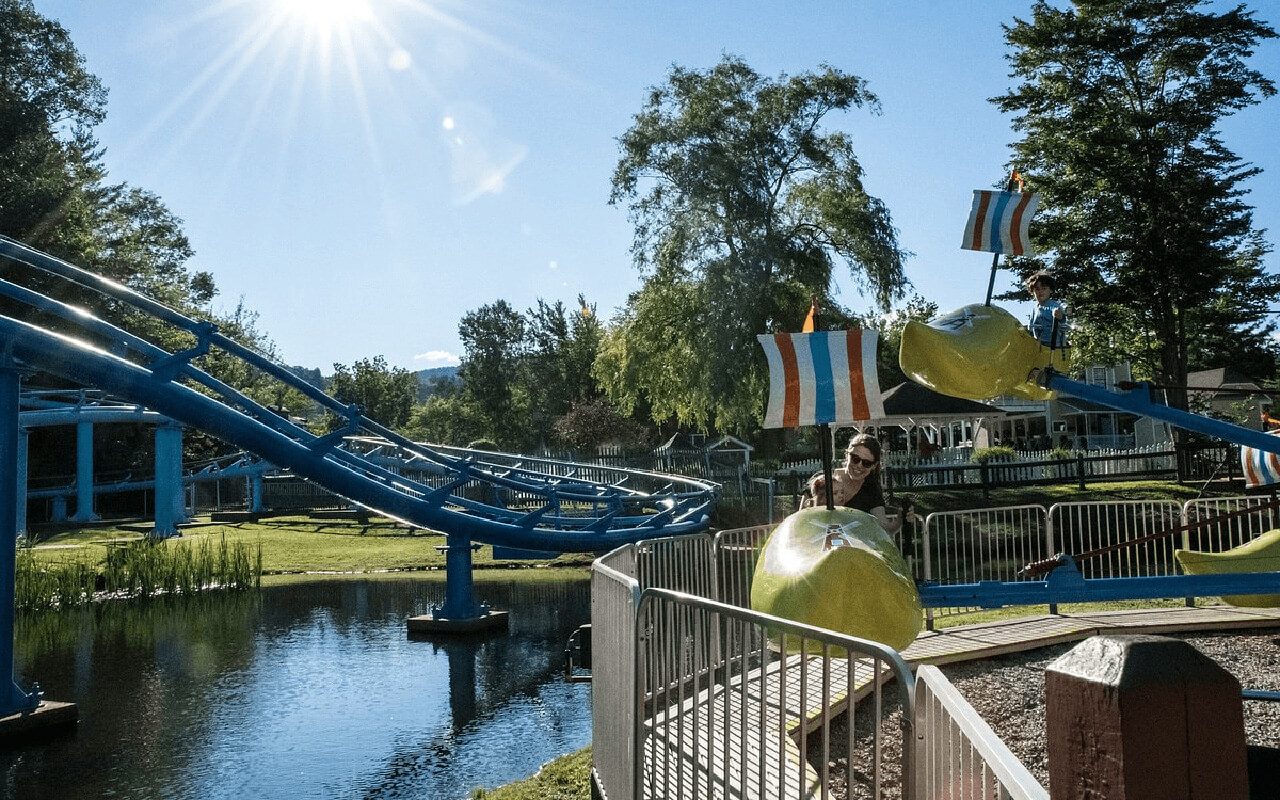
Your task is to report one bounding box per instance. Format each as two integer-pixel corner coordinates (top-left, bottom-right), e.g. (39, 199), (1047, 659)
(4, 576), (592, 800)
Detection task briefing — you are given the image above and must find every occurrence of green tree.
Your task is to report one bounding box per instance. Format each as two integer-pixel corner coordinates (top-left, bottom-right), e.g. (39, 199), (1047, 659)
(552, 397), (648, 452)
(523, 295), (604, 446)
(402, 392), (489, 447)
(851, 294), (940, 391)
(0, 0), (223, 347)
(0, 0), (106, 253)
(458, 300), (528, 447)
(327, 356), (417, 430)
(995, 0), (1279, 407)
(604, 55), (910, 432)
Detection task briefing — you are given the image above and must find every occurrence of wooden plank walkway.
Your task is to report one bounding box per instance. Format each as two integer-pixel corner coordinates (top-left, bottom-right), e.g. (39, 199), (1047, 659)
(642, 604), (1280, 800)
(902, 603), (1280, 667)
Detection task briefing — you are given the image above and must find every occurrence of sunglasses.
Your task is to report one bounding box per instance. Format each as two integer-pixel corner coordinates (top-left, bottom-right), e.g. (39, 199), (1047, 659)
(845, 453), (878, 468)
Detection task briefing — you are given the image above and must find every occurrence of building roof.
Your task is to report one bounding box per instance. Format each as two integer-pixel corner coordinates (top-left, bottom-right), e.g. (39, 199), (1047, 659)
(1187, 367), (1265, 394)
(873, 381), (1007, 427)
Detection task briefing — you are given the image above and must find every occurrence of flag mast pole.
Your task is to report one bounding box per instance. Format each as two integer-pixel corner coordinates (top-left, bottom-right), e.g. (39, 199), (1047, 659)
(983, 170), (1022, 306)
(806, 299), (837, 510)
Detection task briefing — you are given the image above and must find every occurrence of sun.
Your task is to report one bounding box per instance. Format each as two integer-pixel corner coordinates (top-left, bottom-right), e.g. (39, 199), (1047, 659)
(271, 0), (374, 34)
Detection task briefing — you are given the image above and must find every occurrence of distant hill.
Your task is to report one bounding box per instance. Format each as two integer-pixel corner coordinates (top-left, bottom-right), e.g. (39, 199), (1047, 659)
(417, 365), (459, 398)
(288, 365), (324, 389)
(290, 364), (457, 399)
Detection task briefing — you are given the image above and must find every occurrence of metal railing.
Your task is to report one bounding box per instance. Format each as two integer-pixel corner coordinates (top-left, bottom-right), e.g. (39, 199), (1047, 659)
(919, 495), (1280, 624)
(914, 666), (1049, 800)
(920, 505), (1052, 628)
(594, 531), (919, 800)
(1048, 499), (1183, 579)
(636, 589), (915, 800)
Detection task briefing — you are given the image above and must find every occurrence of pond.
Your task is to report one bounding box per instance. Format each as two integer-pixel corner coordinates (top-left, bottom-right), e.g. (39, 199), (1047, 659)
(3, 575), (593, 800)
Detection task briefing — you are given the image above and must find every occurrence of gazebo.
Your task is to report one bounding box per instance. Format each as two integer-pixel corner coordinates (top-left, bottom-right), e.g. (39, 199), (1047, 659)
(847, 381), (1010, 457)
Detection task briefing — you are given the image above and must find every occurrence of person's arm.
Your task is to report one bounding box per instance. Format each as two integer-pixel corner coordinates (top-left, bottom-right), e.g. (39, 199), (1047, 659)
(870, 500), (918, 534)
(799, 473), (825, 509)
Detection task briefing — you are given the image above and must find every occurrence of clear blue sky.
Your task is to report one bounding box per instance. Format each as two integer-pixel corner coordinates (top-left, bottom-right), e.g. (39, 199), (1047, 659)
(35, 0), (1280, 373)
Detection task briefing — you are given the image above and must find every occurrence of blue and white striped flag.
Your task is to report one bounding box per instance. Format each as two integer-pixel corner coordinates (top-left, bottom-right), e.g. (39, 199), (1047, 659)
(961, 190), (1040, 256)
(757, 330), (884, 429)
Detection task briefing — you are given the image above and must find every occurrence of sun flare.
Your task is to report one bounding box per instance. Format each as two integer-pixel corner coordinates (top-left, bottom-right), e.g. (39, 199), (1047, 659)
(272, 0), (374, 33)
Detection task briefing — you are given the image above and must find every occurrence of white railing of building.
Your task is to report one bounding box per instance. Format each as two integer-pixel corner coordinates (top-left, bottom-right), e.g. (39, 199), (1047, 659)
(914, 666), (1050, 800)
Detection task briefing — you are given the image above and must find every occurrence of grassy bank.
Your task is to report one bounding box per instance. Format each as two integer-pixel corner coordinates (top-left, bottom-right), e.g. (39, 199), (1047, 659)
(24, 513), (596, 578)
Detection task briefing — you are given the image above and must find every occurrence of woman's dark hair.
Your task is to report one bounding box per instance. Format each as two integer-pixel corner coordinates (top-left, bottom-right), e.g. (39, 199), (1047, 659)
(1026, 270), (1055, 291)
(845, 433), (882, 471)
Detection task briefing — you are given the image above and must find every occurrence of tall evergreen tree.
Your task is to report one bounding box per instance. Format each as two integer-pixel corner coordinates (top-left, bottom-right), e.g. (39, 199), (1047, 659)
(458, 300), (528, 447)
(995, 0), (1279, 406)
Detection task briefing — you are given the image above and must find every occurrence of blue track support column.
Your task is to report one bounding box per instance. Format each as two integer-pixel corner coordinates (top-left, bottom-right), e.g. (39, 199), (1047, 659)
(70, 418), (98, 522)
(407, 533), (508, 633)
(439, 532), (480, 620)
(152, 421), (185, 538)
(0, 363), (42, 715)
(14, 426), (26, 540)
(249, 473), (265, 513)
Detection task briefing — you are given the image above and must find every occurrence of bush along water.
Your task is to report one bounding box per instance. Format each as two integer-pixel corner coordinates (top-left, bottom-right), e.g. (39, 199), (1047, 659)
(16, 535), (262, 612)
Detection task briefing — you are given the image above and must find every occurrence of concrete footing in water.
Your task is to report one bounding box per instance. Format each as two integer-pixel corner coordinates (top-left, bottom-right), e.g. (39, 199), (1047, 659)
(406, 610), (510, 634)
(0, 701), (78, 742)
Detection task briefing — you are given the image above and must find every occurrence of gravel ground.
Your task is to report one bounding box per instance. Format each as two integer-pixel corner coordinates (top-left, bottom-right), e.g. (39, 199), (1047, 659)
(820, 627), (1280, 798)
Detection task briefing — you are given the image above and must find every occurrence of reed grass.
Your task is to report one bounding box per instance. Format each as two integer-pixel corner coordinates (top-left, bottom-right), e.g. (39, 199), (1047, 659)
(16, 534), (261, 612)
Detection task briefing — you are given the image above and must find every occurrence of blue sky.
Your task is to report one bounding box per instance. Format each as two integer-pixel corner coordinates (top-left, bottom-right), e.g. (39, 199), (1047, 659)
(35, 0), (1280, 373)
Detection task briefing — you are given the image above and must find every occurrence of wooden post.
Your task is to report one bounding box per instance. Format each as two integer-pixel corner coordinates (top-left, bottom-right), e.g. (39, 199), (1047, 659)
(1045, 634), (1249, 800)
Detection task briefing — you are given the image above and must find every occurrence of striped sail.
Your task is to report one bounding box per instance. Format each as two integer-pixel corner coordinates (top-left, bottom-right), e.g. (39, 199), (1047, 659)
(758, 330), (883, 429)
(1241, 432), (1280, 488)
(961, 190), (1040, 256)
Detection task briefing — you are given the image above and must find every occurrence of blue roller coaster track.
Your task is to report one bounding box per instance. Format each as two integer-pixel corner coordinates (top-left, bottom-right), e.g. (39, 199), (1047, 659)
(0, 234), (717, 549)
(0, 234), (718, 714)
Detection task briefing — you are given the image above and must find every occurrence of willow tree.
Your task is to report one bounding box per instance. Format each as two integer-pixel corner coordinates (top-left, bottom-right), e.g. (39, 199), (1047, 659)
(996, 0), (1279, 407)
(600, 55), (909, 432)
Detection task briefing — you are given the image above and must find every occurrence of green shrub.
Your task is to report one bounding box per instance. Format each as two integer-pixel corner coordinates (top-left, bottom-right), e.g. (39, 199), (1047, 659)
(971, 446), (1016, 464)
(1048, 446), (1076, 460)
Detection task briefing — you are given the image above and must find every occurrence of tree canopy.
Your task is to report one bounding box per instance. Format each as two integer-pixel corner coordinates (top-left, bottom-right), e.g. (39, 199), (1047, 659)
(603, 55), (910, 432)
(327, 356), (417, 430)
(995, 0), (1279, 404)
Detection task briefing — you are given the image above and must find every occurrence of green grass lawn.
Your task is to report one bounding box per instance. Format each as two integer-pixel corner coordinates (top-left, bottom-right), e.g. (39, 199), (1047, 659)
(24, 513), (597, 577)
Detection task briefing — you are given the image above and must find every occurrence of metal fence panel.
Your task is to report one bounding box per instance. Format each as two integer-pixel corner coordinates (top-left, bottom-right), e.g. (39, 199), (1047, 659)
(1181, 495), (1280, 554)
(920, 506), (1051, 627)
(914, 666), (1049, 800)
(593, 546), (640, 800)
(637, 588), (915, 800)
(1048, 500), (1183, 579)
(713, 525), (772, 608)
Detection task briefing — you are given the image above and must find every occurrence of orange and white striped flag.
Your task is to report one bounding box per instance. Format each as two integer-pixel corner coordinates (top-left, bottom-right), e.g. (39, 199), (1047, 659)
(961, 190), (1040, 256)
(757, 330), (883, 428)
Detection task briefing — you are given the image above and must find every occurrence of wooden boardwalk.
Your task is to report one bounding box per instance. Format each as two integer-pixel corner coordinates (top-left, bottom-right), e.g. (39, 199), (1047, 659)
(643, 604), (1280, 799)
(902, 603), (1280, 667)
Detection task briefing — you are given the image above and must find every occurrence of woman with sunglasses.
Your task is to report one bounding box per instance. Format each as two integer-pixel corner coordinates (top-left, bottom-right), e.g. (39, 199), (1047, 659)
(800, 433), (915, 533)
